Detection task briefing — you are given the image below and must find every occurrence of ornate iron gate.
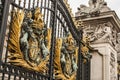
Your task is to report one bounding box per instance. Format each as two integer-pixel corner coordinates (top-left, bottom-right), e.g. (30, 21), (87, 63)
(0, 0), (91, 80)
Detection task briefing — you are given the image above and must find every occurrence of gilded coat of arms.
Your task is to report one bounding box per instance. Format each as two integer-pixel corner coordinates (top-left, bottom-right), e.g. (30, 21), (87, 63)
(54, 34), (78, 80)
(8, 8), (51, 73)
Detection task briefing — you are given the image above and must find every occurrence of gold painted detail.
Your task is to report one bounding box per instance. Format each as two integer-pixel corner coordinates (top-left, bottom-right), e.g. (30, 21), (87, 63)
(54, 34), (78, 80)
(8, 8), (51, 73)
(76, 20), (92, 63)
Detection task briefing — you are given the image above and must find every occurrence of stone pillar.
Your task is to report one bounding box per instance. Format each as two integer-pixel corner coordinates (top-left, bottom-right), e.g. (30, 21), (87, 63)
(87, 43), (118, 80)
(75, 10), (120, 80)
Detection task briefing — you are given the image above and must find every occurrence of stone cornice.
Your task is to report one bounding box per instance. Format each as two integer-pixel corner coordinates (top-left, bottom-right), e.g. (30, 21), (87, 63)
(76, 11), (120, 32)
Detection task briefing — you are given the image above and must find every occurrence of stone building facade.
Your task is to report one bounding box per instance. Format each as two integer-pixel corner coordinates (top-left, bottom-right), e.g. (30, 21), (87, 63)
(75, 0), (120, 80)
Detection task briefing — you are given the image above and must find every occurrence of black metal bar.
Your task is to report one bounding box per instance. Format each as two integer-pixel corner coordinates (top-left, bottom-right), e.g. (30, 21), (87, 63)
(49, 2), (54, 28)
(57, 20), (60, 37)
(19, 0), (21, 3)
(28, 0), (31, 9)
(88, 62), (90, 80)
(77, 41), (82, 80)
(12, 0), (16, 10)
(37, 0), (39, 7)
(48, 0), (57, 80)
(55, 19), (57, 37)
(0, 0), (11, 61)
(118, 73), (120, 80)
(2, 73), (5, 80)
(8, 74), (11, 80)
(46, 0), (50, 28)
(40, 0), (43, 12)
(57, 12), (60, 37)
(19, 77), (21, 80)
(76, 29), (83, 80)
(19, 0), (21, 6)
(14, 75), (17, 80)
(33, 0), (35, 8)
(23, 0), (26, 8)
(4, 8), (15, 63)
(43, 0), (46, 22)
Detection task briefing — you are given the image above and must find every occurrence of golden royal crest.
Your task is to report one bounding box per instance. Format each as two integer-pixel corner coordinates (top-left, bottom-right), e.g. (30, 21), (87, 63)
(8, 8), (51, 73)
(54, 34), (78, 80)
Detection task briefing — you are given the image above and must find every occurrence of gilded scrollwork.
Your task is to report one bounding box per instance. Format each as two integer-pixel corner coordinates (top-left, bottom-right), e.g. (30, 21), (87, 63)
(8, 8), (51, 73)
(54, 34), (78, 80)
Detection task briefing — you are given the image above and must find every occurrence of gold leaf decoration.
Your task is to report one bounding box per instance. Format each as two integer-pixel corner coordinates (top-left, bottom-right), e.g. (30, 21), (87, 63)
(8, 10), (24, 60)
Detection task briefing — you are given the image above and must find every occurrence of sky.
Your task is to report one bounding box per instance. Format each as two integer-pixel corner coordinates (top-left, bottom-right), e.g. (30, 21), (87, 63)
(68, 0), (120, 18)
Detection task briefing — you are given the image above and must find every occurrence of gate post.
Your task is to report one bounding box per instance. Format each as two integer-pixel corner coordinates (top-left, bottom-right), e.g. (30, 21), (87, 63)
(0, 0), (11, 61)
